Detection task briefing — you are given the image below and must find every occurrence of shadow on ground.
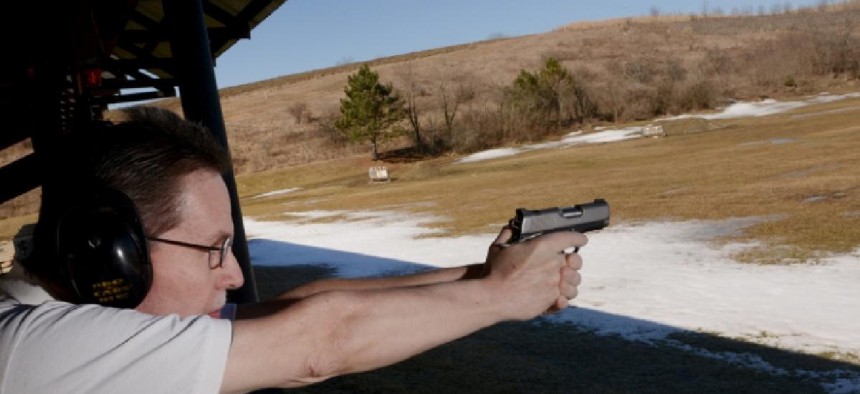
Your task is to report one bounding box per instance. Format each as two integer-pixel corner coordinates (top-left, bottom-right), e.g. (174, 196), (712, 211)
(376, 146), (442, 163)
(248, 239), (860, 394)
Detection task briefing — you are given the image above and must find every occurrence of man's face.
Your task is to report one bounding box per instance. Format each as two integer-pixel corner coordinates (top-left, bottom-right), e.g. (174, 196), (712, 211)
(135, 169), (244, 317)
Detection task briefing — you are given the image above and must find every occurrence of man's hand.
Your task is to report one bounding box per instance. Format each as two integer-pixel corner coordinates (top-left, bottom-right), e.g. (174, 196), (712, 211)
(485, 227), (587, 320)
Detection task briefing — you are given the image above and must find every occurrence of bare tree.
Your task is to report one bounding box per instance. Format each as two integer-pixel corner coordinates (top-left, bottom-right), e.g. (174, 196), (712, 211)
(595, 62), (629, 122)
(438, 81), (457, 136)
(437, 79), (473, 137)
(396, 63), (425, 149)
(287, 102), (309, 125)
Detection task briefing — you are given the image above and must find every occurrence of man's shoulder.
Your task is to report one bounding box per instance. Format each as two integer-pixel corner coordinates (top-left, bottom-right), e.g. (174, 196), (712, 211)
(0, 290), (233, 394)
(0, 274), (54, 306)
(0, 279), (52, 306)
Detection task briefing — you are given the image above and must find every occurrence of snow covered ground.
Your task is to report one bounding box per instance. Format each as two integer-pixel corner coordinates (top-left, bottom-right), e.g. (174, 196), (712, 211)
(244, 212), (860, 357)
(244, 211), (860, 393)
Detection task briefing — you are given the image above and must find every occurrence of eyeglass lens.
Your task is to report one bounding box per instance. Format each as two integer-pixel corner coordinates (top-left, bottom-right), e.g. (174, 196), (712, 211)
(210, 237), (233, 269)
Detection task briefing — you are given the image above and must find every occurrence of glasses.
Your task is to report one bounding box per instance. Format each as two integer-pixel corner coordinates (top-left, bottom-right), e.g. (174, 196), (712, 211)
(147, 236), (233, 269)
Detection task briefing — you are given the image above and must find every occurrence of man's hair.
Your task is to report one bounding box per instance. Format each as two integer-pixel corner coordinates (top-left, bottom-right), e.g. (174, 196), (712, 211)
(90, 106), (231, 236)
(24, 106), (230, 282)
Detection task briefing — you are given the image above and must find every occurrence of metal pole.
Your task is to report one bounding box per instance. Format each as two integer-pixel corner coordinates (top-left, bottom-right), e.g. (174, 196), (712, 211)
(163, 0), (259, 303)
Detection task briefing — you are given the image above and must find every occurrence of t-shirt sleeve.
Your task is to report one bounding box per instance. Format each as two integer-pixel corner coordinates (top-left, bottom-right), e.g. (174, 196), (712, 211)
(0, 301), (232, 394)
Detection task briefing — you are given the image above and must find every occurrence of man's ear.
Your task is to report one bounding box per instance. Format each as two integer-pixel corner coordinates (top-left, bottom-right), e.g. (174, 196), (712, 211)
(56, 186), (153, 308)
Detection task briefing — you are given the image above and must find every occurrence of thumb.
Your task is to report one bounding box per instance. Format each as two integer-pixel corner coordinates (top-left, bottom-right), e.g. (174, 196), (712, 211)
(487, 226), (513, 260)
(492, 226), (514, 246)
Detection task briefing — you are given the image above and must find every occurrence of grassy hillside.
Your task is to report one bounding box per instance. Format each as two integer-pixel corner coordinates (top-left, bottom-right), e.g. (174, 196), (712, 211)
(212, 2), (860, 172)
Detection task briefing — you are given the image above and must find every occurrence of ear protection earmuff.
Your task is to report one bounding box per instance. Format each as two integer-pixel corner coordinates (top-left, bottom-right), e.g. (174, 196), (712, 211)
(55, 186), (152, 308)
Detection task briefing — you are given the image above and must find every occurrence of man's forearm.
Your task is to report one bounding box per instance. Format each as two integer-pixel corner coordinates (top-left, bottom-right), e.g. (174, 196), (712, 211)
(237, 265), (484, 320)
(276, 264), (486, 299)
(223, 278), (505, 392)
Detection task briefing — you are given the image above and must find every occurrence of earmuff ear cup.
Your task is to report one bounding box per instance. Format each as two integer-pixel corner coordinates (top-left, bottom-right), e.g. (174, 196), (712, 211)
(56, 188), (152, 308)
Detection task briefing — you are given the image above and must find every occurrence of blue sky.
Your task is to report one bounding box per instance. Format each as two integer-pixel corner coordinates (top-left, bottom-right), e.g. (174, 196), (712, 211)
(214, 0), (825, 88)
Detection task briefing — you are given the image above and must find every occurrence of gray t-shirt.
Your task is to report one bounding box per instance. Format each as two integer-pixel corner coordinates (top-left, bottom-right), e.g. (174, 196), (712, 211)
(0, 277), (232, 393)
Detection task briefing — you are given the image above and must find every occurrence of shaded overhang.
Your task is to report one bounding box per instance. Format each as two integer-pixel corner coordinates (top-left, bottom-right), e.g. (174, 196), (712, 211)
(0, 0), (287, 202)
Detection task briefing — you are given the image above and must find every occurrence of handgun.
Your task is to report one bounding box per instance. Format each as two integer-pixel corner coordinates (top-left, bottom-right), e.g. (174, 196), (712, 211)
(508, 199), (610, 243)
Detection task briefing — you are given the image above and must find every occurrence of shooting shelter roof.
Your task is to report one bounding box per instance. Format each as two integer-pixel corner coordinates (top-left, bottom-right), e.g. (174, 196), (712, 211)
(1, 0), (287, 107)
(115, 0), (287, 78)
(0, 0), (287, 202)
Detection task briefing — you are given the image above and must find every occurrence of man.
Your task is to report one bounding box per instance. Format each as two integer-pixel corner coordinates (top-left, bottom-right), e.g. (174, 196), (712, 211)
(0, 107), (587, 393)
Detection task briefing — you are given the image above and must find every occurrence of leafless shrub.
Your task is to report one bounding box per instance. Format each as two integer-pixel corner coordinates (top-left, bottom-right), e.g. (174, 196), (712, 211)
(807, 17), (860, 77)
(702, 49), (735, 76)
(624, 59), (658, 84)
(734, 14), (860, 91)
(451, 100), (506, 153)
(677, 74), (716, 111)
(317, 110), (350, 146)
(563, 67), (600, 123)
(287, 102), (310, 125)
(591, 76), (628, 123)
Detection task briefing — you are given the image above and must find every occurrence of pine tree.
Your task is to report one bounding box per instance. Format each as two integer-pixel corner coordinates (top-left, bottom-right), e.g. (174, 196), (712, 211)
(335, 65), (405, 161)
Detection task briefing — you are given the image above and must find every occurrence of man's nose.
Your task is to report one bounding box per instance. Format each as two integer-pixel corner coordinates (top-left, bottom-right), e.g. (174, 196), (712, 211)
(221, 250), (245, 290)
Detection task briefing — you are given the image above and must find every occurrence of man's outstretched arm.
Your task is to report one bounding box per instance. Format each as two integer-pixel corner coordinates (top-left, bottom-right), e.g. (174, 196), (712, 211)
(220, 230), (586, 393)
(276, 263), (486, 298)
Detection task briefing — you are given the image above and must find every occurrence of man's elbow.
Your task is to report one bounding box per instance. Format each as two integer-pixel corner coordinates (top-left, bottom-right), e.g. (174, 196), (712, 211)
(285, 357), (339, 387)
(289, 292), (365, 385)
(280, 372), (334, 388)
(228, 291), (369, 390)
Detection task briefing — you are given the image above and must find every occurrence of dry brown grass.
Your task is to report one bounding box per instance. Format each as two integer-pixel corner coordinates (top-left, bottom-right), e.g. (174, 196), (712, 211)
(239, 94), (860, 264)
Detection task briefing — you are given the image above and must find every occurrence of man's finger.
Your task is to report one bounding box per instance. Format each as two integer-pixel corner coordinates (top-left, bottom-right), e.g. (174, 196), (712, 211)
(490, 226), (514, 247)
(487, 226), (514, 261)
(565, 253), (583, 270)
(560, 267), (581, 299)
